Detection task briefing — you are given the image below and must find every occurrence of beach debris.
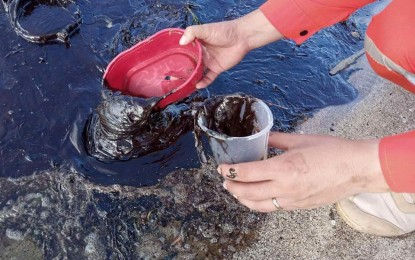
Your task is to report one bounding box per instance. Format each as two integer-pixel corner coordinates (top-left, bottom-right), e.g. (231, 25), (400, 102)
(329, 49), (365, 75)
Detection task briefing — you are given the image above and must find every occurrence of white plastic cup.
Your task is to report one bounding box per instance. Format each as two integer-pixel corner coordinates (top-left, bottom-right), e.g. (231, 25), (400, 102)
(197, 97), (273, 164)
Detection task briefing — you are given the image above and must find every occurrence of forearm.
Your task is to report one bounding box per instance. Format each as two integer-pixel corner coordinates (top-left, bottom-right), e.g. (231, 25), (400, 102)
(236, 9), (284, 51)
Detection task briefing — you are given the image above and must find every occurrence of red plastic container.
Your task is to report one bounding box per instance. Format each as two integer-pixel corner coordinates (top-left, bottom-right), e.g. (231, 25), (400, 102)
(103, 28), (203, 109)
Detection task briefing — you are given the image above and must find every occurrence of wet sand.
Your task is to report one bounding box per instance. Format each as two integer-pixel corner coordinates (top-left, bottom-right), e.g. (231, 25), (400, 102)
(235, 54), (415, 259)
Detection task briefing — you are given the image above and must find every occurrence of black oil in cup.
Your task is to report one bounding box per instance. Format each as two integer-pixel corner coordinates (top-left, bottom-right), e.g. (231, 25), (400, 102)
(195, 94), (273, 164)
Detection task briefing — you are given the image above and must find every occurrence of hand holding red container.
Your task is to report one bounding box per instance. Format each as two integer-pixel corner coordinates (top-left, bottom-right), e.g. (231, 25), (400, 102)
(103, 28), (204, 109)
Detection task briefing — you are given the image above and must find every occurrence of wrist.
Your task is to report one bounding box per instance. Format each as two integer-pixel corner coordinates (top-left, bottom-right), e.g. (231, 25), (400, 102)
(355, 139), (390, 193)
(236, 9), (284, 51)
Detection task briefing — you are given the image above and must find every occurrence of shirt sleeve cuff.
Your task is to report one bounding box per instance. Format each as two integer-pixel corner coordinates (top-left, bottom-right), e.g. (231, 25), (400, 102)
(260, 0), (318, 45)
(379, 130), (415, 192)
(259, 0), (375, 45)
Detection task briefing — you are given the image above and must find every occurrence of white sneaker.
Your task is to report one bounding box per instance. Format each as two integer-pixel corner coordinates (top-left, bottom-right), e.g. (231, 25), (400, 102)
(336, 193), (415, 237)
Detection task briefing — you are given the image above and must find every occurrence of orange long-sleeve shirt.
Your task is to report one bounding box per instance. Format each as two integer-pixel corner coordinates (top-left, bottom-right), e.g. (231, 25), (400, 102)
(260, 0), (415, 192)
(260, 0), (375, 45)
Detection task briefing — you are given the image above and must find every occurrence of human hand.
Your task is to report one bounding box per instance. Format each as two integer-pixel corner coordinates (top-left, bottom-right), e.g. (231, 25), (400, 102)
(217, 132), (390, 212)
(179, 20), (249, 89)
(179, 10), (283, 89)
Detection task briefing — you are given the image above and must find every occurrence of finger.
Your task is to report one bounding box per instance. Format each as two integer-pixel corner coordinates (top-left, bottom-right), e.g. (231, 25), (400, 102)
(180, 25), (208, 45)
(196, 70), (218, 89)
(268, 132), (309, 150)
(224, 180), (282, 201)
(179, 28), (195, 45)
(236, 197), (290, 213)
(218, 159), (278, 182)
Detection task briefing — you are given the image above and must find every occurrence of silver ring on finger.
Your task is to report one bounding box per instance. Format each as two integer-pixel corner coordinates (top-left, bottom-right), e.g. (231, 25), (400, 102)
(272, 197), (282, 210)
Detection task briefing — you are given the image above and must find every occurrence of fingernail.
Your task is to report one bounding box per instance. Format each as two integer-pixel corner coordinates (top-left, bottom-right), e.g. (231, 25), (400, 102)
(216, 166), (222, 175)
(179, 36), (188, 45)
(232, 194), (238, 199)
(222, 182), (227, 190)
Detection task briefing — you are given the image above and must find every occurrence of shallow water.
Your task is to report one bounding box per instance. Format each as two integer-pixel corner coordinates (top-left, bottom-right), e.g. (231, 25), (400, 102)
(0, 0), (382, 258)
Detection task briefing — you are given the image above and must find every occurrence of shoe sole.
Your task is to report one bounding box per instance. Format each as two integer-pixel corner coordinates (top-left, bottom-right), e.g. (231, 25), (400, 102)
(335, 198), (407, 237)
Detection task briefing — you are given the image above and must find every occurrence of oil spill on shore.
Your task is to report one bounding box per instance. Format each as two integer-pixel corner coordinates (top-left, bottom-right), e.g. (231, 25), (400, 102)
(84, 90), (203, 162)
(0, 165), (265, 259)
(0, 0), (366, 185)
(84, 91), (260, 164)
(0, 0), (374, 258)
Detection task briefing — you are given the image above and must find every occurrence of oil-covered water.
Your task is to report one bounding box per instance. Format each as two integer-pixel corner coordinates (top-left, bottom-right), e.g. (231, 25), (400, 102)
(0, 0), (369, 186)
(0, 0), (383, 258)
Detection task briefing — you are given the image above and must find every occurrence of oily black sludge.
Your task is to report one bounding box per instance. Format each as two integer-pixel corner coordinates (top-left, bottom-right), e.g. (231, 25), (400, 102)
(84, 92), (262, 163)
(199, 94), (259, 138)
(0, 166), (265, 259)
(0, 0), (363, 184)
(84, 91), (196, 162)
(193, 93), (263, 164)
(2, 0), (81, 44)
(0, 0), (376, 258)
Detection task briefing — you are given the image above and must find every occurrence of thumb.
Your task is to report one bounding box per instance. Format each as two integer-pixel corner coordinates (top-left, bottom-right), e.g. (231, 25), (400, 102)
(180, 25), (207, 45)
(196, 70), (218, 89)
(268, 132), (308, 150)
